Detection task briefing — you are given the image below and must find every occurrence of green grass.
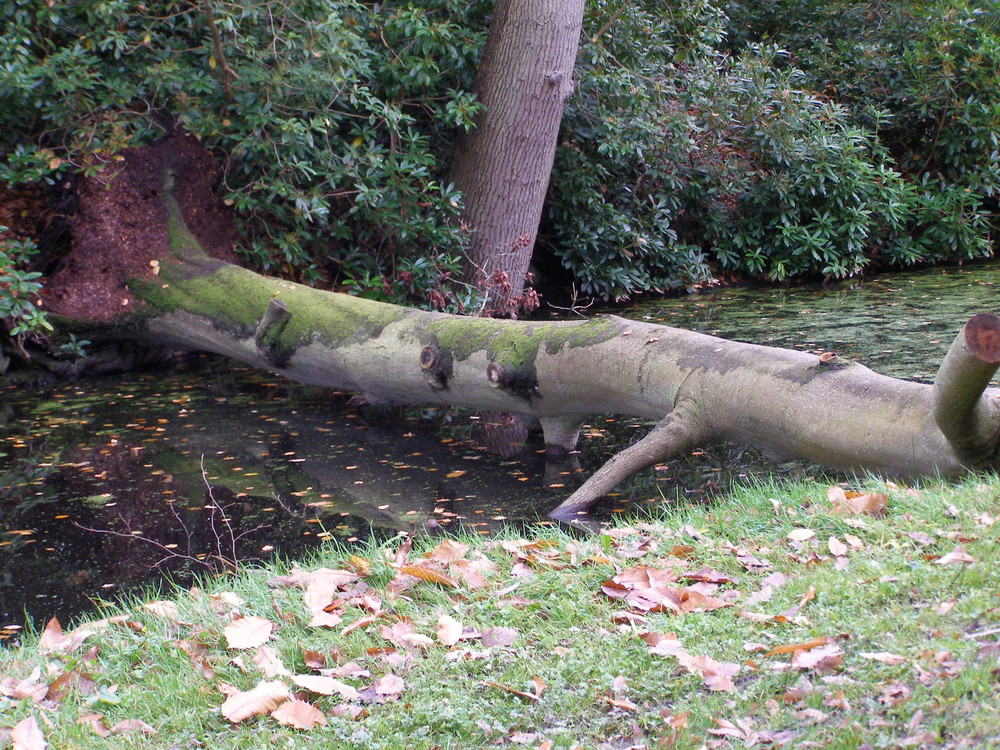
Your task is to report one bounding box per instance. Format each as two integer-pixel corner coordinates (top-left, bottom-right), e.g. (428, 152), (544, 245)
(2, 475), (999, 748)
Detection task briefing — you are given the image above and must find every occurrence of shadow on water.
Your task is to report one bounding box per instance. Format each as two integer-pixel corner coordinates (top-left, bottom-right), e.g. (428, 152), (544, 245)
(2, 260), (999, 635)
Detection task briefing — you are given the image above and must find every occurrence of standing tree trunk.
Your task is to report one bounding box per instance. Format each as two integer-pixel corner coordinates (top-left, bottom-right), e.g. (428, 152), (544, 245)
(450, 0), (584, 316)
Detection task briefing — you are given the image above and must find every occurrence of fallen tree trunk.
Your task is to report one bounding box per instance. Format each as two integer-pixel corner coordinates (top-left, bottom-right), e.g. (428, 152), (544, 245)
(43, 148), (1000, 521)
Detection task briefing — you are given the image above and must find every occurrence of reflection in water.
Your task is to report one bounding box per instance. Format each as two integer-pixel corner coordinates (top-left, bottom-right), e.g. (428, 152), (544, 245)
(3, 261), (999, 635)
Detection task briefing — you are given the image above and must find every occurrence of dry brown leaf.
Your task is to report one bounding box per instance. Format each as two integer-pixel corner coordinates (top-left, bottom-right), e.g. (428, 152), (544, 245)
(675, 651), (740, 691)
(529, 676), (546, 698)
(271, 698), (327, 730)
(935, 546), (975, 565)
(791, 643), (843, 673)
(308, 610), (344, 629)
(828, 486), (887, 517)
(302, 649), (326, 669)
(379, 622), (434, 650)
(374, 673), (405, 696)
(480, 626), (518, 648)
(175, 639), (214, 679)
(220, 680), (289, 722)
(340, 613), (379, 637)
(822, 690), (851, 711)
(290, 674), (360, 700)
(859, 651), (906, 665)
(828, 536), (849, 557)
(37, 618), (68, 655)
(108, 719), (156, 735)
(764, 637), (831, 657)
(143, 600), (186, 622)
(641, 632), (685, 658)
(436, 614), (463, 646)
(878, 680), (911, 706)
(224, 616), (275, 649)
(11, 716), (46, 750)
(426, 539), (470, 564)
(1, 669), (47, 703)
(394, 564), (458, 588)
(935, 599), (957, 616)
(787, 528), (816, 542)
(599, 695), (638, 712)
(254, 646), (291, 677)
(77, 713), (109, 737)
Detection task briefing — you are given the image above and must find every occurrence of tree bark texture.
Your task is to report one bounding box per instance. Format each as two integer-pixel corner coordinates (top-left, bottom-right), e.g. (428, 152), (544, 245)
(49, 170), (1000, 523)
(449, 0), (585, 315)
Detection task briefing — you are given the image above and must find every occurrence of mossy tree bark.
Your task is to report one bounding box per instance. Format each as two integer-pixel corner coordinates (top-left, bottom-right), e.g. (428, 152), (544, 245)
(48, 175), (1000, 522)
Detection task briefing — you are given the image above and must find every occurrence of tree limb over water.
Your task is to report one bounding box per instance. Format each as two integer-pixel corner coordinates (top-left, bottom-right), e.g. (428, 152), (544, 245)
(45, 145), (1000, 521)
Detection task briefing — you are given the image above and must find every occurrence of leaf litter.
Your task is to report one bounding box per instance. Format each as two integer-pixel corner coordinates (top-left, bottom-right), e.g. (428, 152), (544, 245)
(2, 481), (998, 746)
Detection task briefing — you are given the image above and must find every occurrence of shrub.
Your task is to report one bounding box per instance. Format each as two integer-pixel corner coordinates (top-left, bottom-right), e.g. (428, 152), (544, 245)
(0, 0), (489, 310)
(543, 0), (994, 300)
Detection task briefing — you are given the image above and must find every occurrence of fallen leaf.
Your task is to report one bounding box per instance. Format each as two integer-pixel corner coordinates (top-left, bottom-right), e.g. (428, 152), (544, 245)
(254, 646), (291, 677)
(108, 719), (156, 735)
(878, 680), (911, 706)
(860, 651), (906, 665)
(12, 716), (46, 750)
(224, 616), (274, 649)
(935, 599), (956, 616)
(792, 643), (843, 674)
(935, 546), (975, 565)
(675, 651), (740, 691)
(436, 614), (463, 646)
(374, 673), (405, 696)
(36, 617), (93, 655)
(379, 622), (434, 651)
(393, 564), (458, 588)
(765, 637), (831, 657)
(787, 528), (816, 542)
(175, 639), (214, 679)
(271, 698), (327, 729)
(599, 695), (638, 711)
(828, 486), (887, 517)
(425, 539), (470, 564)
(480, 627), (518, 648)
(291, 674), (360, 700)
(641, 632), (685, 658)
(828, 536), (848, 557)
(0, 669), (47, 702)
(795, 708), (829, 724)
(77, 713), (110, 737)
(220, 680), (289, 722)
(142, 600), (185, 622)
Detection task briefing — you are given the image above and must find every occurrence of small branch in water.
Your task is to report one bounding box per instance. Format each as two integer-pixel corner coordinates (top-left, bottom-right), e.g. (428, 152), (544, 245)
(72, 455), (272, 574)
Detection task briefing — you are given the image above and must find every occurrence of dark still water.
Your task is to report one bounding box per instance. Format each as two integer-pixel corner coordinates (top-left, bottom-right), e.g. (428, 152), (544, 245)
(3, 260), (999, 636)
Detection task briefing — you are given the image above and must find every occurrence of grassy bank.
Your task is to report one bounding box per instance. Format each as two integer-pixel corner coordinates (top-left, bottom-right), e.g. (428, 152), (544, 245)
(2, 476), (999, 748)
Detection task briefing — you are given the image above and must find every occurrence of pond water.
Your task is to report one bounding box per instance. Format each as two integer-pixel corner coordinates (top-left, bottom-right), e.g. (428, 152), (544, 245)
(2, 261), (999, 638)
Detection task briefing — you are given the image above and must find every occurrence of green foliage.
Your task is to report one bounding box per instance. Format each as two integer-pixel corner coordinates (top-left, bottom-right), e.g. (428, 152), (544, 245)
(0, 0), (488, 309)
(0, 228), (52, 350)
(2, 0), (995, 307)
(546, 0), (996, 299)
(724, 0), (999, 252)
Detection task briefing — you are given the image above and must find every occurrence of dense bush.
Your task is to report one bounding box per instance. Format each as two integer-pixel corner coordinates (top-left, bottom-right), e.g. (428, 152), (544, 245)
(1, 0), (996, 312)
(724, 0), (999, 252)
(544, 0), (996, 299)
(0, 0), (488, 310)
